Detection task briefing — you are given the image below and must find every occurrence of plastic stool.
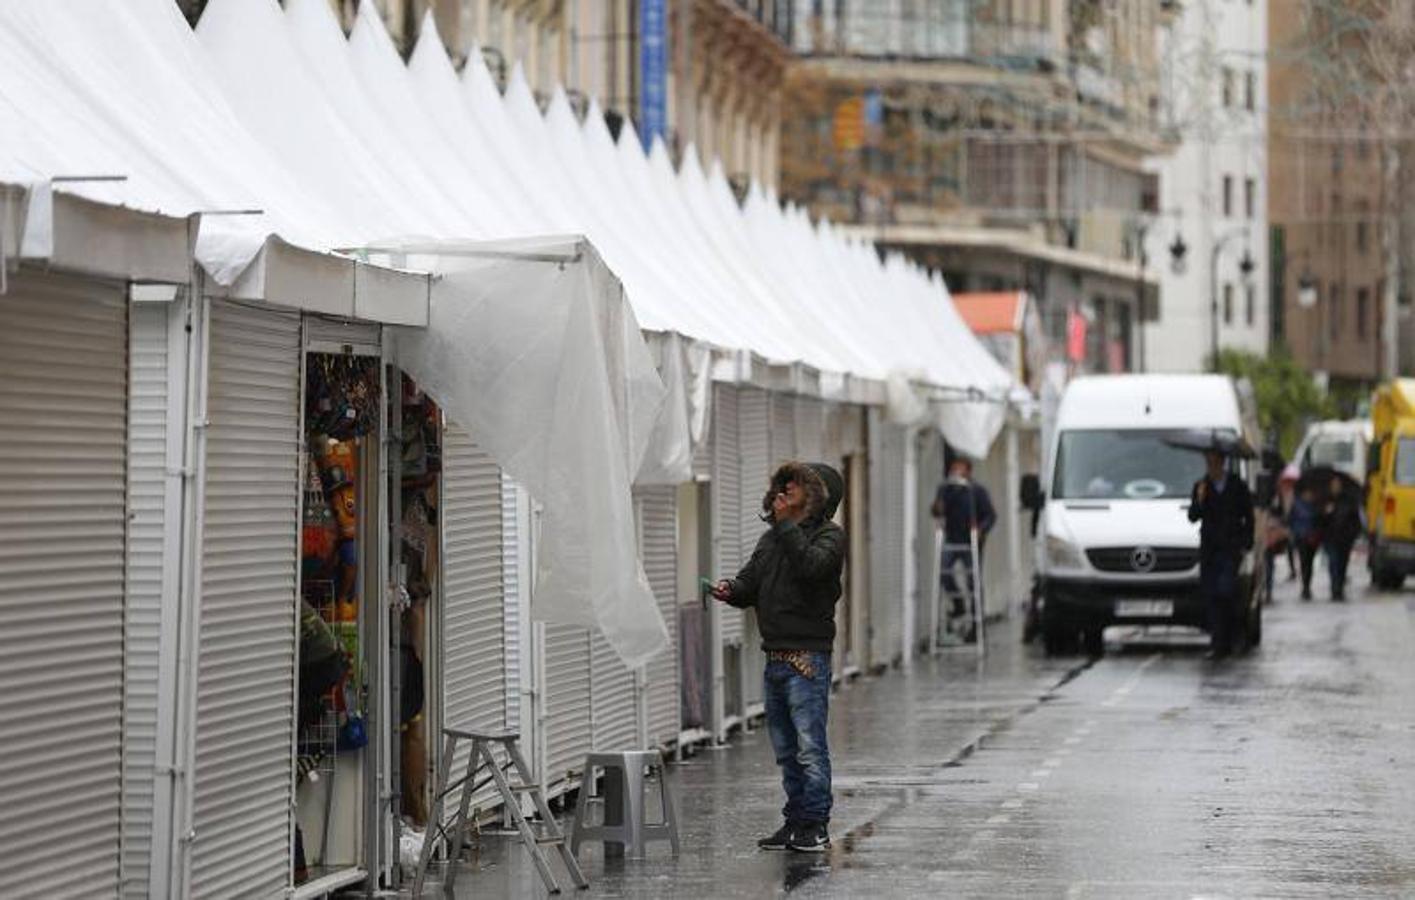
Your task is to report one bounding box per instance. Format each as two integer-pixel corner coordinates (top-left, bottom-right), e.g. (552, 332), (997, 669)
(569, 751), (680, 859)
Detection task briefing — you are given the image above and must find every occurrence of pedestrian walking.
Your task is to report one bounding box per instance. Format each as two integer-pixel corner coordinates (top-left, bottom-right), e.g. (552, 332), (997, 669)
(710, 461), (846, 853)
(1188, 449), (1254, 659)
(1320, 475), (1364, 601)
(1263, 465), (1300, 596)
(1289, 484), (1321, 600)
(931, 457), (997, 642)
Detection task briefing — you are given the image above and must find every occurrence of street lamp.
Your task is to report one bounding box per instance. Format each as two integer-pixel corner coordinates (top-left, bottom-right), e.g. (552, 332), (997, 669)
(1208, 229), (1255, 370)
(1132, 224), (1192, 372)
(1297, 269), (1318, 309)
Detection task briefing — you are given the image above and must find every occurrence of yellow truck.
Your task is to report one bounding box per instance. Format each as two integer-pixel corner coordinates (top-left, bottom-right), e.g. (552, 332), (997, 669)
(1367, 379), (1415, 589)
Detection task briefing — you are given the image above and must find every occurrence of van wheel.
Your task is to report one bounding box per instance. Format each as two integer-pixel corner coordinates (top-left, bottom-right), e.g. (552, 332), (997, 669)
(1373, 562), (1406, 591)
(1082, 627), (1105, 658)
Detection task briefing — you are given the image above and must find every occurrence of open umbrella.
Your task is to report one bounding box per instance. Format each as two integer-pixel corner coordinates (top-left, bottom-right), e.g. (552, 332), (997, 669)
(1162, 428), (1257, 460)
(1294, 465), (1361, 502)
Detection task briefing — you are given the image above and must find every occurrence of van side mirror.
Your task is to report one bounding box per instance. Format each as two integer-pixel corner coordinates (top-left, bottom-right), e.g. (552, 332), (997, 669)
(1020, 474), (1044, 511)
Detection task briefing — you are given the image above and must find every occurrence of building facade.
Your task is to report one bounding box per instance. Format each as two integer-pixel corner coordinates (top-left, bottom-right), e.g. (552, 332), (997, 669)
(1143, 0), (1269, 373)
(778, 0), (1171, 374)
(375, 0), (792, 189)
(1268, 0), (1410, 391)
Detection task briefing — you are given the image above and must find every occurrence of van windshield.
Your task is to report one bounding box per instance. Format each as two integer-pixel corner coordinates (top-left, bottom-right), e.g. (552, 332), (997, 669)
(1308, 438), (1355, 467)
(1053, 429), (1208, 500)
(1397, 438), (1415, 486)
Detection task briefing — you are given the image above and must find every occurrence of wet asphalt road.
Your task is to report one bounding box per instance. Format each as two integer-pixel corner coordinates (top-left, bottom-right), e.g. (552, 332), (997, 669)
(432, 563), (1415, 899)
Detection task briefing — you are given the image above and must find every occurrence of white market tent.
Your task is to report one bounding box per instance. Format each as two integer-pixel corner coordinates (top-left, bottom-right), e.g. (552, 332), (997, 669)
(0, 1), (1024, 897)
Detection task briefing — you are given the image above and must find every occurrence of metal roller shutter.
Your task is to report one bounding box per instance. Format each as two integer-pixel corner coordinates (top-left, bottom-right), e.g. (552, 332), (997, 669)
(770, 392), (796, 465)
(637, 487), (680, 747)
(543, 625), (592, 787)
(590, 629), (637, 751)
(0, 274), (126, 898)
(441, 427), (507, 815)
(500, 475), (522, 736)
(712, 385), (742, 644)
(869, 418), (908, 670)
(123, 300), (176, 898)
(739, 389), (771, 703)
(190, 300), (302, 900)
(915, 431), (944, 652)
(795, 397), (825, 464)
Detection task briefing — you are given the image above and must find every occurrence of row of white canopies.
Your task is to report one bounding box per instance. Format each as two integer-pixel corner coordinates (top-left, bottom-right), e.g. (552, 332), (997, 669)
(0, 0), (1018, 663)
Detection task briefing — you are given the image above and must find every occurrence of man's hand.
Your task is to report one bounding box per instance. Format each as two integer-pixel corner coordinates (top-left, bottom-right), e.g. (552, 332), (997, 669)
(710, 579), (733, 602)
(1195, 480), (1209, 504)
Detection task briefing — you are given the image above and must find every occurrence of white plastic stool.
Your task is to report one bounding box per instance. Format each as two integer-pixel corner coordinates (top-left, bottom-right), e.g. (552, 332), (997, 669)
(569, 751), (680, 859)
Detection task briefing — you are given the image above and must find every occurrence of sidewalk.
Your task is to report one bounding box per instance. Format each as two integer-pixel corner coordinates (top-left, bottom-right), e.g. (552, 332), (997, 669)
(418, 618), (1085, 898)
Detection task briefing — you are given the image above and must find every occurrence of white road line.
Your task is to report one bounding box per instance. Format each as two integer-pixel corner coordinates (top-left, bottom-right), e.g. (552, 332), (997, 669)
(1043, 757), (1063, 767)
(1030, 769), (1052, 778)
(1064, 736), (1082, 745)
(1017, 782), (1040, 792)
(986, 814), (1011, 825)
(1001, 799), (1023, 809)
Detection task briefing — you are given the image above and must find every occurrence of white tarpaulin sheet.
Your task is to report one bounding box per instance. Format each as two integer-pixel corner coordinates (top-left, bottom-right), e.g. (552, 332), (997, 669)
(388, 237), (670, 667)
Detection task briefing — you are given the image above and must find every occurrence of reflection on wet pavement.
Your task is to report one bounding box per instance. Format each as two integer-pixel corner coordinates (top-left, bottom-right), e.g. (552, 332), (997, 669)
(425, 567), (1415, 898)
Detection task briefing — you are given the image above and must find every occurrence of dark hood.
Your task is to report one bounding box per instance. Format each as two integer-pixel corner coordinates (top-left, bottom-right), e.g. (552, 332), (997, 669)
(809, 462), (845, 521)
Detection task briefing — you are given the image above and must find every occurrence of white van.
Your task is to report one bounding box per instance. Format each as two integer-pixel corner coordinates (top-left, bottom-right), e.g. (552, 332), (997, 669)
(1293, 419), (1372, 485)
(1031, 374), (1263, 656)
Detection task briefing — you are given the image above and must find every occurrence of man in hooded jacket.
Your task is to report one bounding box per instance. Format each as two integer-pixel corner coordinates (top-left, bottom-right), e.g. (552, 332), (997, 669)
(712, 461), (847, 853)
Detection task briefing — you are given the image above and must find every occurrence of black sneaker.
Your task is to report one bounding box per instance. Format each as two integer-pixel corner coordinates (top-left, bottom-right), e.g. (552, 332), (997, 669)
(786, 821), (831, 853)
(757, 822), (794, 851)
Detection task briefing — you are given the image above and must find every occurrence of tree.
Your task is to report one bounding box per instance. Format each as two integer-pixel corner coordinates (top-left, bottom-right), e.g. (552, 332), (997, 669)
(1213, 347), (1337, 455)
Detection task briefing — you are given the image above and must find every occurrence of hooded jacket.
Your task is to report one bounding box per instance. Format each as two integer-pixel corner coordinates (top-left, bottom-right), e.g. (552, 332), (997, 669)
(726, 462), (847, 653)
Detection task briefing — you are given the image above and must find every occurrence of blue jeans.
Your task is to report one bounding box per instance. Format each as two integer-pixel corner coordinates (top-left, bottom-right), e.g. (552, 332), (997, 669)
(763, 652), (832, 824)
(1200, 550), (1239, 651)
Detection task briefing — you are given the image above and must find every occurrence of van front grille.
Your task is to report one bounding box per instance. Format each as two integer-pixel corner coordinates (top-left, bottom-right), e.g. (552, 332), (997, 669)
(1086, 546), (1198, 573)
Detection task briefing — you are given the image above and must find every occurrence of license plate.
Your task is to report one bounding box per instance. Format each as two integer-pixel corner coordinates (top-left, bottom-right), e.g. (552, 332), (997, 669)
(1115, 600), (1173, 618)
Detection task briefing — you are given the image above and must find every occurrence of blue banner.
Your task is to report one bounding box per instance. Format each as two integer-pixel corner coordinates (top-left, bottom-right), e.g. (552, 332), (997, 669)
(639, 0), (668, 150)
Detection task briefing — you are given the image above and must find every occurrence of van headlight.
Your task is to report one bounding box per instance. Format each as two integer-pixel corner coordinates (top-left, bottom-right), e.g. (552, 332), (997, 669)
(1046, 535), (1087, 570)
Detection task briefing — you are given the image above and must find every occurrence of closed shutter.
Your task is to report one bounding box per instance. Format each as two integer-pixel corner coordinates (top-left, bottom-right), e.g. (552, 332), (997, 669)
(795, 397), (825, 464)
(441, 427), (507, 815)
(190, 300), (302, 900)
(637, 486), (679, 747)
(0, 274), (126, 898)
(770, 392), (796, 465)
(500, 475), (522, 736)
(915, 432), (944, 651)
(543, 625), (592, 786)
(123, 300), (175, 898)
(590, 629), (636, 751)
(712, 385), (742, 644)
(739, 389), (771, 703)
(869, 419), (907, 669)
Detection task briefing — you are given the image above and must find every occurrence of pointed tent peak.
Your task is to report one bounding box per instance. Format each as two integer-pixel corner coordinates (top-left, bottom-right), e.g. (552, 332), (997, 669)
(544, 83), (576, 123)
(706, 155), (728, 186)
(461, 41), (500, 96)
(617, 116), (644, 153)
(195, 0), (285, 46)
(648, 133), (674, 166)
(419, 7), (440, 39)
(677, 142), (707, 184)
(409, 10), (457, 73)
(505, 60), (535, 104)
(580, 101), (621, 157)
(584, 95), (605, 121)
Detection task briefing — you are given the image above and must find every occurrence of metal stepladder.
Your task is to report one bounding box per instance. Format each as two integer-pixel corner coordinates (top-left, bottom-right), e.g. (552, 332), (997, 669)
(411, 728), (588, 897)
